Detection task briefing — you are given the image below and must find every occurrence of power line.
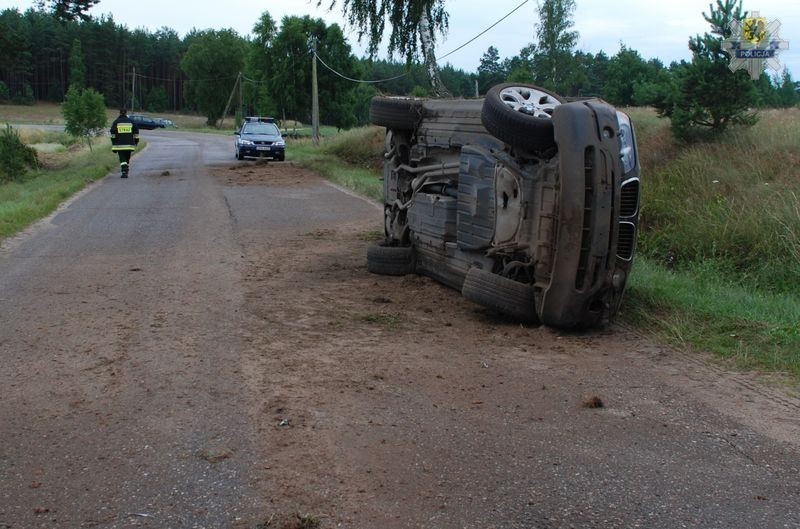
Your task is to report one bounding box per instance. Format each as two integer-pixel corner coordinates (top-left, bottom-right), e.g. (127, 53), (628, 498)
(436, 0), (530, 61)
(133, 71), (239, 83)
(314, 0), (531, 84)
(314, 52), (411, 84)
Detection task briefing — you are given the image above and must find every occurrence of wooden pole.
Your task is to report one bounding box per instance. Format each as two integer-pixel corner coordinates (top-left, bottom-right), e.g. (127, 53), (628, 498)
(311, 47), (320, 146)
(131, 66), (135, 111)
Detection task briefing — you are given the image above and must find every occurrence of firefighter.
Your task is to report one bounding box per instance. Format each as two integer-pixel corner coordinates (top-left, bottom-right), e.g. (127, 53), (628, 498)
(109, 108), (139, 178)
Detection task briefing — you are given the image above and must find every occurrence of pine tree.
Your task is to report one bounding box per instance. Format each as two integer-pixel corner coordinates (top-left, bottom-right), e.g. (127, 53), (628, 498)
(669, 0), (757, 141)
(35, 0), (100, 22)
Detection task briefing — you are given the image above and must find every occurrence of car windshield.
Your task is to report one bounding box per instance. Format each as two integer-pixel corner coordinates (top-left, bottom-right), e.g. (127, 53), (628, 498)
(243, 123), (279, 135)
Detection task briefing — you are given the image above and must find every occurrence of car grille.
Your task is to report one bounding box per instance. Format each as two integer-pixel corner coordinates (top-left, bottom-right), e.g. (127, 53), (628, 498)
(575, 147), (595, 290)
(616, 221), (636, 261)
(620, 178), (639, 218)
(254, 140), (273, 145)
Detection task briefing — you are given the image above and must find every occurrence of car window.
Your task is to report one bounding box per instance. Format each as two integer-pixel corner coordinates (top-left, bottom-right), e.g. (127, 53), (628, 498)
(242, 123), (279, 135)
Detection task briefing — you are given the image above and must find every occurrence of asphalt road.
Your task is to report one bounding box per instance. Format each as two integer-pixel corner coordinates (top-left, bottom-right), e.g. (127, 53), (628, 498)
(1, 129), (799, 529)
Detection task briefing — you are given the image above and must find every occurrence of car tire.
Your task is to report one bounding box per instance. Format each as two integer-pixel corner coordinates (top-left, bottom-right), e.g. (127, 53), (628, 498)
(366, 242), (415, 276)
(370, 97), (424, 130)
(481, 83), (565, 152)
(236, 150), (244, 161)
(277, 154), (285, 162)
(462, 267), (539, 323)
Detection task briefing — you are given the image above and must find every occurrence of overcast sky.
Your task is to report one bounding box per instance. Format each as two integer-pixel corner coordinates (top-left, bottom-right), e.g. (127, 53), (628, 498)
(2, 0), (797, 78)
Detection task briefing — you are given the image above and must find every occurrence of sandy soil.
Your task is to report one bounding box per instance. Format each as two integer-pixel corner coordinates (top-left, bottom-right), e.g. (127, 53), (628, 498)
(215, 162), (800, 529)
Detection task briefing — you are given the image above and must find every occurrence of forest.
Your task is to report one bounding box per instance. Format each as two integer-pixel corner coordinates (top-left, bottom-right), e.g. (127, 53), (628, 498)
(1, 1), (798, 129)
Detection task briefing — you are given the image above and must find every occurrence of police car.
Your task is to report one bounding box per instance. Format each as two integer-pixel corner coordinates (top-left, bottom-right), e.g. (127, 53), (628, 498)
(234, 117), (286, 161)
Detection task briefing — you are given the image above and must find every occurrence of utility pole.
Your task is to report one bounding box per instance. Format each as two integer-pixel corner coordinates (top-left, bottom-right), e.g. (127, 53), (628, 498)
(310, 39), (320, 146)
(131, 66), (135, 111)
(219, 72), (242, 129)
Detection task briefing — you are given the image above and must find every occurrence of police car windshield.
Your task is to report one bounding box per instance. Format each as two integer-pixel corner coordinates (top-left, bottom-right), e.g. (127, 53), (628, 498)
(243, 123), (279, 135)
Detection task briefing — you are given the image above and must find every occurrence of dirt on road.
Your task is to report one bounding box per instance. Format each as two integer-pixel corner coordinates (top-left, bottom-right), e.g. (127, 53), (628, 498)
(2, 157), (799, 529)
(215, 162), (800, 529)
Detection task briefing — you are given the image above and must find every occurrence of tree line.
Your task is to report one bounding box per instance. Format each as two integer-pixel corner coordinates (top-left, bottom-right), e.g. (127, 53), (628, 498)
(1, 1), (797, 132)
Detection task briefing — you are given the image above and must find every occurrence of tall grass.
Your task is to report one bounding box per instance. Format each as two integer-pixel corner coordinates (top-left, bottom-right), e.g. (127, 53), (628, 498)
(623, 107), (800, 376)
(627, 107), (800, 293)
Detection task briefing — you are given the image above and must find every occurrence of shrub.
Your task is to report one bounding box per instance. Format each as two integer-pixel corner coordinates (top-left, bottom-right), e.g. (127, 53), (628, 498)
(0, 124), (38, 183)
(0, 81), (9, 104)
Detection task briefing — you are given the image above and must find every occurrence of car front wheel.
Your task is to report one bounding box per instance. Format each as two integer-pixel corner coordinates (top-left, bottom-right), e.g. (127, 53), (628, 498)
(462, 267), (539, 323)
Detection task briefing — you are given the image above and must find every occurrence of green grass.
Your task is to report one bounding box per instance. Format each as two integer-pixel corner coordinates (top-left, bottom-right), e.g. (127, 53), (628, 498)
(627, 107), (800, 293)
(624, 258), (800, 376)
(289, 128), (384, 202)
(622, 107), (800, 377)
(0, 137), (119, 239)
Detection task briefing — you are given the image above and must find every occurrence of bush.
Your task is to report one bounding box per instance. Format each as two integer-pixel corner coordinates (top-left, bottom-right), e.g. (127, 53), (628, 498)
(0, 81), (9, 104)
(0, 124), (38, 183)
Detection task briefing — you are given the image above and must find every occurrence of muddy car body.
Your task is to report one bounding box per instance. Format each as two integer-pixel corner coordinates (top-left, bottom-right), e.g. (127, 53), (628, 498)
(368, 84), (641, 328)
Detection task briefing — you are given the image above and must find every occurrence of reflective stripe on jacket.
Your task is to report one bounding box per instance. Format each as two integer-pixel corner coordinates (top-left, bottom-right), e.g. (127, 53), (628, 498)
(110, 116), (140, 152)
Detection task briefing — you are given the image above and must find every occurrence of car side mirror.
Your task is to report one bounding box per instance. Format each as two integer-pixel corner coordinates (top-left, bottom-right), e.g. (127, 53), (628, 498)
(234, 132), (240, 136)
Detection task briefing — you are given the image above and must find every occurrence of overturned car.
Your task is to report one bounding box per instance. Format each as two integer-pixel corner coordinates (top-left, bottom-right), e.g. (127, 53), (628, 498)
(367, 84), (641, 328)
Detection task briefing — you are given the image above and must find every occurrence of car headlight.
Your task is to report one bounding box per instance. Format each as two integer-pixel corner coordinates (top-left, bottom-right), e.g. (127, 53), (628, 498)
(239, 139), (254, 146)
(273, 140), (285, 147)
(616, 111), (636, 174)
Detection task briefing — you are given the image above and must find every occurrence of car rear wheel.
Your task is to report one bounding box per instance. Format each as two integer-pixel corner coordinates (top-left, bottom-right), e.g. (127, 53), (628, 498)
(481, 83), (565, 152)
(366, 242), (415, 276)
(462, 267), (539, 323)
(370, 97), (424, 130)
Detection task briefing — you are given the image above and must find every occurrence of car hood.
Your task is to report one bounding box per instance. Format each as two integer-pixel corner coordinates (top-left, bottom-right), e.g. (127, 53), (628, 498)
(240, 134), (282, 142)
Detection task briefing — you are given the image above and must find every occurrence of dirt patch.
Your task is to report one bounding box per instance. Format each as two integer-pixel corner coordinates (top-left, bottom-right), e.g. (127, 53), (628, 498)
(234, 208), (800, 528)
(214, 161), (319, 187)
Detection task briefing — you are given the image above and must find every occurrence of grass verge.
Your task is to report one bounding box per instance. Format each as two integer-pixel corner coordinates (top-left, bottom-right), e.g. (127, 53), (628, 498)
(622, 107), (799, 378)
(0, 137), (121, 239)
(289, 127), (384, 202)
(623, 258), (800, 376)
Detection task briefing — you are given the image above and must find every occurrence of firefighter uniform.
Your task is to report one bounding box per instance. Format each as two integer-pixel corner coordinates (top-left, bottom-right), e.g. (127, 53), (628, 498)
(110, 110), (139, 177)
